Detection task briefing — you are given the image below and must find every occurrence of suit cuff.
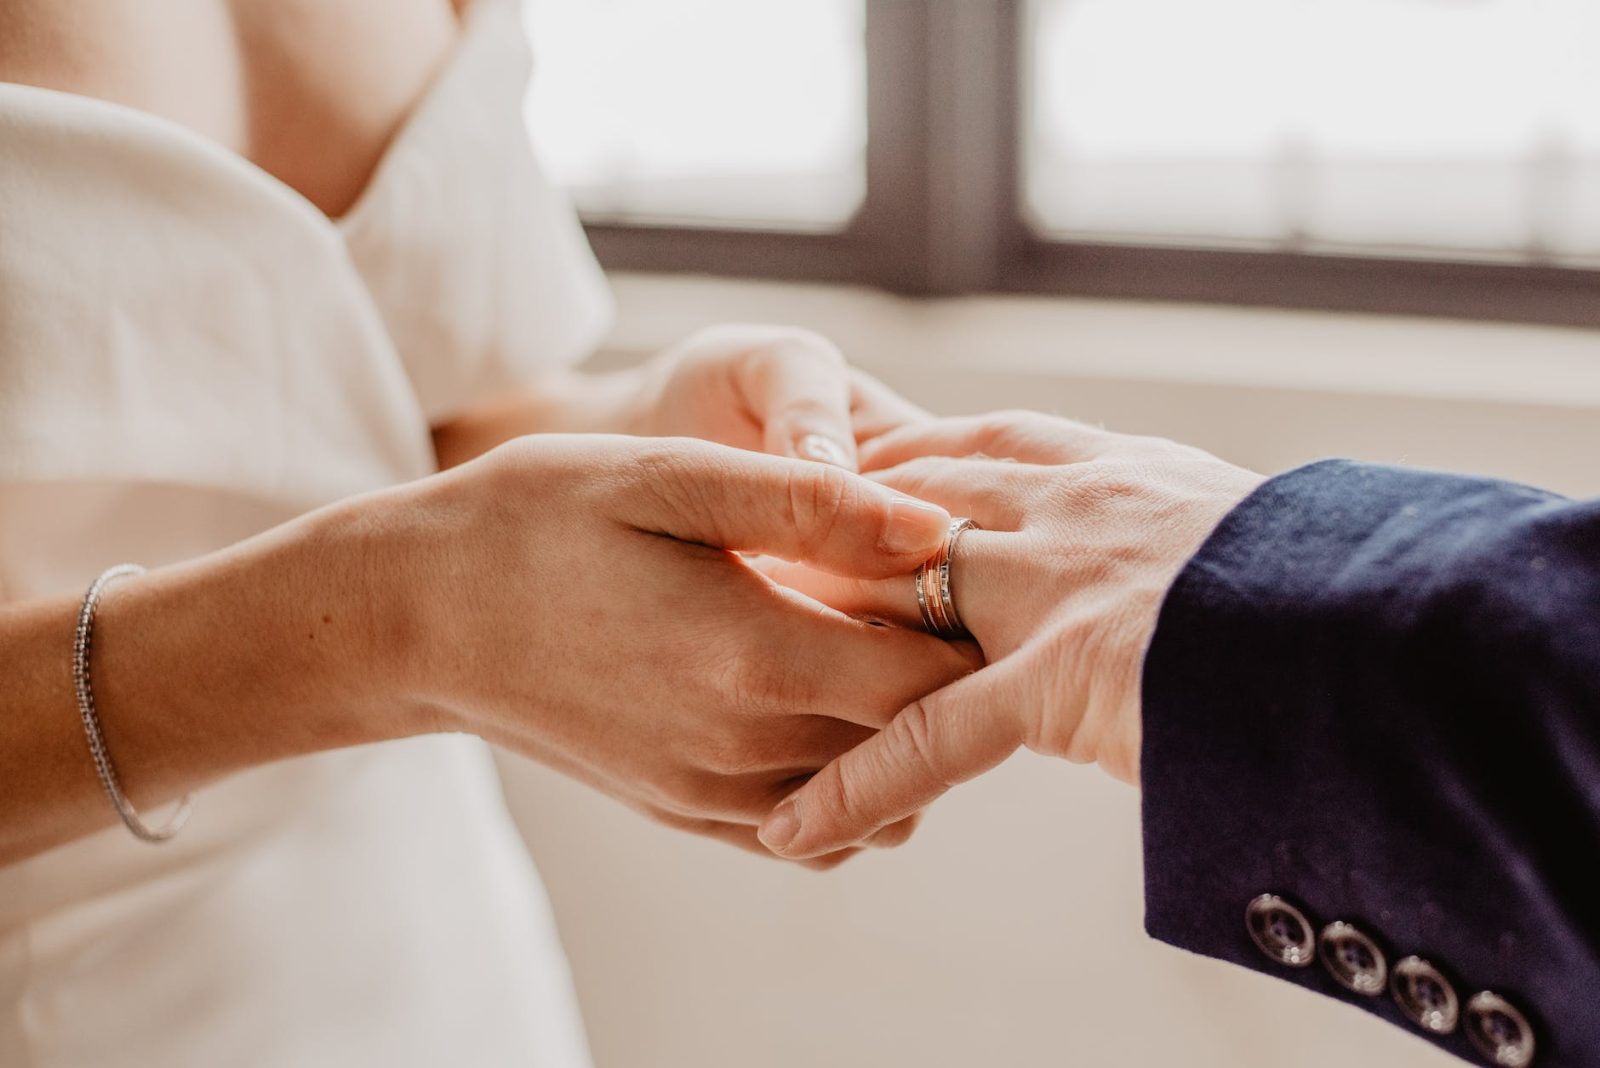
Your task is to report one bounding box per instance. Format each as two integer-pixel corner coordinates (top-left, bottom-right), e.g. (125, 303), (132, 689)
(1139, 458), (1571, 1066)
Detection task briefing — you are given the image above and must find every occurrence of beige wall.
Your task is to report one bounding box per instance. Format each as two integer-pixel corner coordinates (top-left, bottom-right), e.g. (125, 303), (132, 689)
(498, 276), (1600, 1068)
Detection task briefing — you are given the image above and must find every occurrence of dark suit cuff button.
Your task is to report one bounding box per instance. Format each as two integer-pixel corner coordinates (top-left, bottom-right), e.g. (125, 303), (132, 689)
(1318, 921), (1388, 995)
(1245, 894), (1316, 968)
(1390, 956), (1460, 1035)
(1466, 991), (1536, 1067)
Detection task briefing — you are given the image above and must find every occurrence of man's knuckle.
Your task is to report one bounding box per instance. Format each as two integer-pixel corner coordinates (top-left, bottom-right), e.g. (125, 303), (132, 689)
(812, 765), (859, 830)
(891, 699), (951, 788)
(1043, 463), (1123, 513)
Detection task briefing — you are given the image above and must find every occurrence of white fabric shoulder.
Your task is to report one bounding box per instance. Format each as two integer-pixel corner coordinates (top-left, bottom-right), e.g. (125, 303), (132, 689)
(340, 0), (614, 422)
(0, 81), (433, 508)
(0, 0), (611, 510)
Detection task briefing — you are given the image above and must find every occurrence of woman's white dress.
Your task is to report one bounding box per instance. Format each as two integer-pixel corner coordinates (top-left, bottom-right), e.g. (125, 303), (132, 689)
(0, 0), (611, 1063)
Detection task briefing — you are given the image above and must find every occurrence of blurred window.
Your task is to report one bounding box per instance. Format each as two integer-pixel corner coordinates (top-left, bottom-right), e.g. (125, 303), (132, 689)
(521, 0), (1600, 325)
(1024, 0), (1600, 266)
(523, 0), (866, 231)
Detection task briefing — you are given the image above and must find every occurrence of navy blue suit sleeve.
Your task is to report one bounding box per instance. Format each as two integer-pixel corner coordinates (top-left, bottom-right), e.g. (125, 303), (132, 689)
(1141, 460), (1600, 1066)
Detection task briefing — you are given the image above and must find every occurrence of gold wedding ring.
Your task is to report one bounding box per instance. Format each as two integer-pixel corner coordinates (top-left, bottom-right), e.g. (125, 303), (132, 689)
(916, 518), (977, 639)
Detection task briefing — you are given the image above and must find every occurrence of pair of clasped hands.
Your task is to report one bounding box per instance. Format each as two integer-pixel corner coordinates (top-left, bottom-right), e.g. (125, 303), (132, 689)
(413, 326), (1263, 869)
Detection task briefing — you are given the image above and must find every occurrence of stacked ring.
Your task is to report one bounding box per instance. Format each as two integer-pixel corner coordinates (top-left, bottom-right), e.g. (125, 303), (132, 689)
(916, 518), (977, 639)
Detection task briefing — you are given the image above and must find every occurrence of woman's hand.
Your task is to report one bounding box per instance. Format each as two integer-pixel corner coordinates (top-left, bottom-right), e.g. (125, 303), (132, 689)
(628, 325), (928, 468)
(0, 433), (963, 865)
(368, 433), (974, 867)
(431, 324), (926, 472)
(753, 412), (1264, 859)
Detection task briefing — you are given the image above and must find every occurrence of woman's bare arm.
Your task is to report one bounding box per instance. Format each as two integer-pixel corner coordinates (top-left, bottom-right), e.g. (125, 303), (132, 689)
(0, 503), (420, 865)
(0, 437), (964, 868)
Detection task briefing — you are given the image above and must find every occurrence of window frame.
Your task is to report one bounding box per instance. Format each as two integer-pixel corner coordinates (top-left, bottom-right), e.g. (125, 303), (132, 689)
(579, 0), (1600, 329)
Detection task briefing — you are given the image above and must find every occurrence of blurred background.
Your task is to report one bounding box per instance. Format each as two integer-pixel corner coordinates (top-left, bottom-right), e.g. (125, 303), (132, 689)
(506, 2), (1600, 1066)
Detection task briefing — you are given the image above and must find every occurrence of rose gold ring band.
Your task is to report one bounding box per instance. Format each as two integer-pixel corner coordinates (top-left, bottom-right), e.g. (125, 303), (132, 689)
(916, 518), (977, 638)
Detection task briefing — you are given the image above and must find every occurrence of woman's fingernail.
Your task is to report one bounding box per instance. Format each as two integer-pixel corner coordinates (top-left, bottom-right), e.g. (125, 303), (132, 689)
(881, 496), (951, 555)
(798, 433), (851, 467)
(759, 800), (802, 854)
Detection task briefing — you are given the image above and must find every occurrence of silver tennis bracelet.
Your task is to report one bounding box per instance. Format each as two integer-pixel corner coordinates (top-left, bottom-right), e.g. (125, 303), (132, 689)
(72, 563), (194, 842)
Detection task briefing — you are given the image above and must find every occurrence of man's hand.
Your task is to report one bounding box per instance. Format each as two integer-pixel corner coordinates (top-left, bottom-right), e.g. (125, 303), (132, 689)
(755, 411), (1264, 860)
